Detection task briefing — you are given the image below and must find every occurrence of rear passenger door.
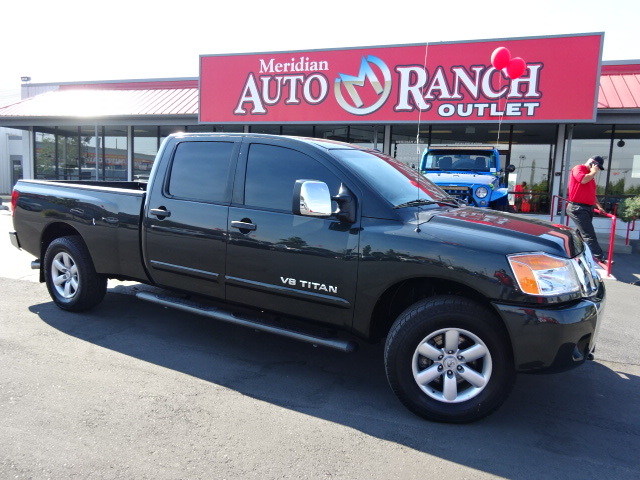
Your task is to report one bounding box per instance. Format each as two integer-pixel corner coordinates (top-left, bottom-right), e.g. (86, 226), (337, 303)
(225, 139), (360, 329)
(143, 136), (240, 298)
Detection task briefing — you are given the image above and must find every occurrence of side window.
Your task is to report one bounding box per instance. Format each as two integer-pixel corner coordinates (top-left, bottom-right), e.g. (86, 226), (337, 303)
(244, 144), (341, 212)
(168, 141), (235, 203)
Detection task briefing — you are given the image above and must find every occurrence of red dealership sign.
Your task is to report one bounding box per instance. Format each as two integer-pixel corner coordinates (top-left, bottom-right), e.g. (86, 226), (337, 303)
(199, 33), (603, 124)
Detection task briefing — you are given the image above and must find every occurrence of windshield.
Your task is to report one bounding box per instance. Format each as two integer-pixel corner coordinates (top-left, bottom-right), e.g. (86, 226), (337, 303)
(330, 148), (454, 208)
(421, 150), (497, 172)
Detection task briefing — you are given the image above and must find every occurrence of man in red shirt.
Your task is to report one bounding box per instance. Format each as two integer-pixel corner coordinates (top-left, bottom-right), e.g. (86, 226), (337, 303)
(567, 155), (607, 262)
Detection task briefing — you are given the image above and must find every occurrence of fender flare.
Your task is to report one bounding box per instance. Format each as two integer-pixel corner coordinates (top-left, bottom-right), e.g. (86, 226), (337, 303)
(490, 187), (509, 202)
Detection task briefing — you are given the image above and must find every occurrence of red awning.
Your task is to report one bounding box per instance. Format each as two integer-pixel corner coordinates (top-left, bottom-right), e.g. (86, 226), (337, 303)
(0, 66), (639, 120)
(598, 67), (640, 109)
(0, 82), (199, 118)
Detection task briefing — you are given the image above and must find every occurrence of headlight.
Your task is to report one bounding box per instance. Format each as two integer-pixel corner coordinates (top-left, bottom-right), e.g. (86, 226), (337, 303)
(507, 253), (581, 296)
(476, 186), (489, 198)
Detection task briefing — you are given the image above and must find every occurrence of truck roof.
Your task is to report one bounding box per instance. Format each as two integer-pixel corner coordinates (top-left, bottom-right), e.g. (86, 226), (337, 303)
(169, 132), (362, 151)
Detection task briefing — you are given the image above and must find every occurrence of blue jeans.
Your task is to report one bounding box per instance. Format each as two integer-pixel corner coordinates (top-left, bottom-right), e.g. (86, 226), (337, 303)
(567, 203), (604, 258)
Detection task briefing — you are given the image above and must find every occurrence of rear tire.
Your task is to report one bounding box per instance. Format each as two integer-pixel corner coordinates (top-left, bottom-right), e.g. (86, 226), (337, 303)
(44, 236), (107, 311)
(384, 295), (515, 423)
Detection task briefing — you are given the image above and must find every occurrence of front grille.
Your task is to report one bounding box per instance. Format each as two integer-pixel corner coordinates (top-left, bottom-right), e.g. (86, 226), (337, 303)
(443, 186), (472, 205)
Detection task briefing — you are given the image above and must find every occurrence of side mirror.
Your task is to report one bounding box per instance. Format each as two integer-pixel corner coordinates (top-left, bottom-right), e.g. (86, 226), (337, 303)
(293, 180), (332, 217)
(505, 164), (516, 173)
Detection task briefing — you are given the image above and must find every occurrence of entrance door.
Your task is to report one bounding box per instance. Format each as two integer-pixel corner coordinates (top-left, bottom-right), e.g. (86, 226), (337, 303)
(11, 156), (23, 187)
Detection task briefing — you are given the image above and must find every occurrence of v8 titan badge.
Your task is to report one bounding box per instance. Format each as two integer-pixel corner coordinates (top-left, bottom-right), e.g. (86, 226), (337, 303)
(334, 55), (392, 115)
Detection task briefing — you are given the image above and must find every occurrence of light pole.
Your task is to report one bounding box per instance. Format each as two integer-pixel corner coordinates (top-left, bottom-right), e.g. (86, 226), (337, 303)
(21, 76), (32, 99)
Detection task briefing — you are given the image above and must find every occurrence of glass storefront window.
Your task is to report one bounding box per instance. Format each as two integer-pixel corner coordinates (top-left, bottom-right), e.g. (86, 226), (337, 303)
(29, 121), (636, 217)
(34, 129), (56, 179)
(390, 124), (429, 168)
(570, 124), (612, 197)
(249, 125), (281, 134)
(509, 125), (557, 213)
(79, 126), (98, 180)
(247, 124), (383, 149)
(103, 127), (128, 180)
(314, 125), (350, 143)
(74, 126), (127, 181)
(391, 123), (558, 213)
(565, 124), (640, 212)
(78, 126), (95, 180)
(133, 126), (158, 181)
(187, 124), (244, 133)
(58, 127), (81, 180)
(185, 125), (214, 133)
(36, 125), (149, 181)
(313, 125), (383, 150)
(281, 125), (314, 137)
(42, 127), (98, 180)
(217, 125), (244, 133)
(605, 126), (640, 209)
(390, 124), (512, 168)
(346, 125), (383, 150)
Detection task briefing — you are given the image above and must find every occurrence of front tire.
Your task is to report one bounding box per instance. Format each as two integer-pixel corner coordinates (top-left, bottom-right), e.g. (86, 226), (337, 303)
(384, 296), (515, 423)
(44, 236), (107, 312)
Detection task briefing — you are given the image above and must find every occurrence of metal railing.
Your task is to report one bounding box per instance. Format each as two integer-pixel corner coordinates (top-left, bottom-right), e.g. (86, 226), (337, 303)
(550, 195), (617, 277)
(626, 219), (636, 246)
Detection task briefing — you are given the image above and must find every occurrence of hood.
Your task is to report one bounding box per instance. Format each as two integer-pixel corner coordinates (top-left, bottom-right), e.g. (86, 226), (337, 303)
(424, 172), (498, 187)
(407, 207), (584, 258)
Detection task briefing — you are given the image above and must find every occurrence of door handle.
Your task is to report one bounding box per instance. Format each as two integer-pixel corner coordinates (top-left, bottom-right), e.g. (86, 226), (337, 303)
(231, 220), (256, 231)
(150, 207), (171, 219)
(101, 216), (119, 225)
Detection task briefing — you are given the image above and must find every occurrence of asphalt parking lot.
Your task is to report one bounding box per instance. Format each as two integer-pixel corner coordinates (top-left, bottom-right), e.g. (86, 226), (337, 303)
(1, 209), (639, 479)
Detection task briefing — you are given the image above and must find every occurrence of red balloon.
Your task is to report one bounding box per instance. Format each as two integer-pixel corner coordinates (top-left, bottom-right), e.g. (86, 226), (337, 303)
(506, 57), (527, 79)
(491, 47), (511, 70)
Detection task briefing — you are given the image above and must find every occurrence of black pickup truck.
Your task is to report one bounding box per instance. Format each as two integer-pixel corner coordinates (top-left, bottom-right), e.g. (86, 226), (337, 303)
(10, 133), (605, 423)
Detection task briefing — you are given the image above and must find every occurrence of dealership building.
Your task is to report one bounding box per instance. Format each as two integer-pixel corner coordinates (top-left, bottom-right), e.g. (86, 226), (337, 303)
(1, 33), (639, 214)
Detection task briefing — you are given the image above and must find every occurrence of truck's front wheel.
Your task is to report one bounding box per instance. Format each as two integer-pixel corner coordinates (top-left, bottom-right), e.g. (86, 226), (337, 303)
(44, 236), (107, 311)
(384, 296), (515, 423)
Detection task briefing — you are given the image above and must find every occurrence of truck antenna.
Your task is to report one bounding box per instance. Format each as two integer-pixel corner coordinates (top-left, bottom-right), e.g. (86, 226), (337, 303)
(495, 74), (506, 148)
(415, 42), (430, 225)
(416, 42), (429, 156)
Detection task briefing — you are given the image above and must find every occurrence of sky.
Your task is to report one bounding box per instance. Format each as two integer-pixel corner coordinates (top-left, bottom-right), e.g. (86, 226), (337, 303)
(1, 0), (639, 106)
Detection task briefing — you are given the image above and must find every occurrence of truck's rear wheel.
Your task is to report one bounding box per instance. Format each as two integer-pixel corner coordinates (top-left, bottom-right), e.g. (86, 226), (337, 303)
(44, 236), (107, 311)
(384, 296), (515, 423)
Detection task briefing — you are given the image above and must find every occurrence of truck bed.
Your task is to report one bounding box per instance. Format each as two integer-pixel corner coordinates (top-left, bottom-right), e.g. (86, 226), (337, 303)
(12, 179), (149, 283)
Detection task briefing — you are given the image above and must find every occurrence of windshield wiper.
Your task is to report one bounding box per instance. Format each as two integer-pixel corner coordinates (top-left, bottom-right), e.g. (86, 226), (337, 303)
(435, 199), (461, 208)
(394, 199), (459, 209)
(443, 197), (463, 207)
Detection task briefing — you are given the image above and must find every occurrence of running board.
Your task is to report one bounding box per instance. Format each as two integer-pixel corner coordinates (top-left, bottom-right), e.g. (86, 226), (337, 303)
(135, 291), (359, 353)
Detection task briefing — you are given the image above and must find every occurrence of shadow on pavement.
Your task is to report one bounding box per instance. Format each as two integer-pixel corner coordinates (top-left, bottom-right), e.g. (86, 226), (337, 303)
(609, 252), (640, 285)
(29, 287), (640, 480)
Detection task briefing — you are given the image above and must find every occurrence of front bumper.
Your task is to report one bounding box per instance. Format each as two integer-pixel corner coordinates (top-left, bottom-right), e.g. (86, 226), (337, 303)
(494, 293), (605, 373)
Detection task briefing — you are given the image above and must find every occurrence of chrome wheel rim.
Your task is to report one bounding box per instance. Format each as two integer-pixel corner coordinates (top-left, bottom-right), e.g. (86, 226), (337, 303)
(412, 328), (492, 403)
(51, 252), (79, 299)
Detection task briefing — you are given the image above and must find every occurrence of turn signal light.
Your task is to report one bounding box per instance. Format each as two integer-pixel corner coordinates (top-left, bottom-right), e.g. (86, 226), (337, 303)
(508, 253), (580, 296)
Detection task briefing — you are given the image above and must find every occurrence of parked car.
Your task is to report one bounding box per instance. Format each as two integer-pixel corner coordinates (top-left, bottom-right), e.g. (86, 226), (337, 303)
(420, 145), (515, 209)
